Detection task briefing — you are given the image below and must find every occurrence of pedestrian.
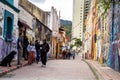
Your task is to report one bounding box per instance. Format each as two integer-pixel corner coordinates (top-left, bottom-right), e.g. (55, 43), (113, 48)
(65, 49), (68, 59)
(41, 39), (49, 67)
(17, 32), (23, 65)
(27, 41), (36, 65)
(23, 36), (29, 60)
(35, 40), (41, 64)
(72, 50), (76, 60)
(68, 49), (71, 59)
(62, 50), (66, 59)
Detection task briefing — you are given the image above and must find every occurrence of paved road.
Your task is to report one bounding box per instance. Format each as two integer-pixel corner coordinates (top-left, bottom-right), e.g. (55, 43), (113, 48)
(0, 55), (96, 80)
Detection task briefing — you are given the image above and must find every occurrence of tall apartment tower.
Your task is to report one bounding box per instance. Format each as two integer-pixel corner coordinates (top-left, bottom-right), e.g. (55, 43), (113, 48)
(72, 0), (90, 41)
(84, 0), (91, 32)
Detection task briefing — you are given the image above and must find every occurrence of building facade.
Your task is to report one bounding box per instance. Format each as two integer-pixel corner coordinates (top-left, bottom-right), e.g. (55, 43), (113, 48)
(84, 1), (93, 59)
(72, 0), (84, 41)
(107, 0), (120, 71)
(19, 0), (52, 58)
(49, 7), (61, 58)
(0, 0), (19, 61)
(18, 5), (35, 41)
(72, 0), (91, 42)
(85, 0), (120, 72)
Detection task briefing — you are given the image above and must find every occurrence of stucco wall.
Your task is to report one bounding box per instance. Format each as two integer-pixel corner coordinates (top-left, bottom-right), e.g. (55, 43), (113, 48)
(0, 1), (19, 61)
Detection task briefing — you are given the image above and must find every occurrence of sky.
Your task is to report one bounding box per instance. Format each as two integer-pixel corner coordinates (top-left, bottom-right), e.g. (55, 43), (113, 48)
(28, 0), (73, 21)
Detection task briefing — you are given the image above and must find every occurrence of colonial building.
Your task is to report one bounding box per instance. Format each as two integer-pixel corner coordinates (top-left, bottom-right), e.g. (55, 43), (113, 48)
(58, 26), (66, 58)
(0, 0), (19, 61)
(19, 0), (52, 57)
(49, 7), (60, 58)
(84, 0), (120, 72)
(18, 0), (35, 43)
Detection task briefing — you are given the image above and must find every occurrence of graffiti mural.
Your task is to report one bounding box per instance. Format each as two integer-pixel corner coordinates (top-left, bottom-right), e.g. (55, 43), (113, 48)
(0, 6), (4, 36)
(0, 39), (3, 61)
(0, 6), (4, 61)
(107, 3), (120, 71)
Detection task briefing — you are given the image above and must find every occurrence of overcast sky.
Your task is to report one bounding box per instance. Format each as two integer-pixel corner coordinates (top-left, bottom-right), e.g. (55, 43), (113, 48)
(28, 0), (73, 21)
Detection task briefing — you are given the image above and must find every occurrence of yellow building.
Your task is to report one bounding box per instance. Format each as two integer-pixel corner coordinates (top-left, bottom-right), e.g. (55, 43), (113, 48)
(57, 27), (66, 58)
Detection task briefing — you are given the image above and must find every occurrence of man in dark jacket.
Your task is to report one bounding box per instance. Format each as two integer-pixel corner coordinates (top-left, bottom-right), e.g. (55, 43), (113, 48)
(35, 40), (41, 64)
(23, 36), (29, 60)
(41, 39), (49, 67)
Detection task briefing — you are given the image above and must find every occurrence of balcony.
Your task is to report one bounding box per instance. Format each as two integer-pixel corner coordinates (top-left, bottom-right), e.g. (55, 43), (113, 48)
(59, 27), (65, 33)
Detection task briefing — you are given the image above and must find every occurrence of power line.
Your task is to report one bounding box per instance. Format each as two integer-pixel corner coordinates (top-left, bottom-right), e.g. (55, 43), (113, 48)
(73, 22), (81, 28)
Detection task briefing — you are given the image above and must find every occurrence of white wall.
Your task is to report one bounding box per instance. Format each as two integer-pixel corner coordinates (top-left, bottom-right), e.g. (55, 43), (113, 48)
(14, 0), (19, 8)
(18, 6), (35, 40)
(0, 1), (19, 60)
(0, 1), (19, 41)
(18, 6), (34, 29)
(72, 0), (84, 40)
(51, 7), (60, 37)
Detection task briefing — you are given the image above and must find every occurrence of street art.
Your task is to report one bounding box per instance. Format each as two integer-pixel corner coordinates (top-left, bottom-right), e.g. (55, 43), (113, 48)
(0, 39), (3, 61)
(107, 4), (120, 71)
(0, 6), (4, 61)
(0, 6), (4, 36)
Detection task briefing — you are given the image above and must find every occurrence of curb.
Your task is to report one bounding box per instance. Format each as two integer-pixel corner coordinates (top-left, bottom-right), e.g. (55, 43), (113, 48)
(0, 63), (28, 77)
(0, 58), (53, 77)
(83, 60), (105, 80)
(0, 59), (54, 77)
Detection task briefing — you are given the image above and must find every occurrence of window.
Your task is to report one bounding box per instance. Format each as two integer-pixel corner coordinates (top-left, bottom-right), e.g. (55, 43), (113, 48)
(4, 10), (14, 41)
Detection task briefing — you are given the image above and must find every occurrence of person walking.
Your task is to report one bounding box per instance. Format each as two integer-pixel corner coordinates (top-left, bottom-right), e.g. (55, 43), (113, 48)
(35, 40), (41, 64)
(41, 39), (49, 67)
(68, 49), (71, 59)
(23, 36), (29, 60)
(27, 41), (36, 65)
(17, 33), (23, 65)
(62, 50), (66, 59)
(72, 50), (76, 60)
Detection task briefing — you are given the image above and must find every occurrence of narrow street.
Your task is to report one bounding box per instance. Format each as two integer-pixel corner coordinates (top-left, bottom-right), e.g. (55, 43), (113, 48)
(0, 54), (96, 80)
(1, 0), (120, 80)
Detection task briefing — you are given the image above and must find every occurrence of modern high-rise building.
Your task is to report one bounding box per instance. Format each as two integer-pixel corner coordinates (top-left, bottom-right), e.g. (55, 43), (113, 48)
(84, 0), (91, 21)
(72, 0), (91, 41)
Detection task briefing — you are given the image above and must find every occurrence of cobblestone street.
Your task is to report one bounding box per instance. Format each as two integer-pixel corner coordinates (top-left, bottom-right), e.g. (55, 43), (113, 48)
(0, 54), (96, 80)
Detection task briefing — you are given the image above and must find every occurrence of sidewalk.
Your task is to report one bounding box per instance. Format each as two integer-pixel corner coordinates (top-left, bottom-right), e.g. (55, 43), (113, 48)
(0, 60), (28, 77)
(85, 60), (120, 80)
(0, 57), (55, 77)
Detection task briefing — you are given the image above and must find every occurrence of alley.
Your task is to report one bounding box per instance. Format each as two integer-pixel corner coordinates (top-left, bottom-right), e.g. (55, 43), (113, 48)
(0, 55), (96, 80)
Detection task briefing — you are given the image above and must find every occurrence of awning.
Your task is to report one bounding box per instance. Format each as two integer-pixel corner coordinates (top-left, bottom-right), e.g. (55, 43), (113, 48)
(18, 19), (32, 30)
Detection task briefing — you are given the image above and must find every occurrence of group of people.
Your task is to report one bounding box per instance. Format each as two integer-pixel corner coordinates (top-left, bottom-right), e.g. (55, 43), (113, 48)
(62, 49), (76, 60)
(17, 33), (49, 67)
